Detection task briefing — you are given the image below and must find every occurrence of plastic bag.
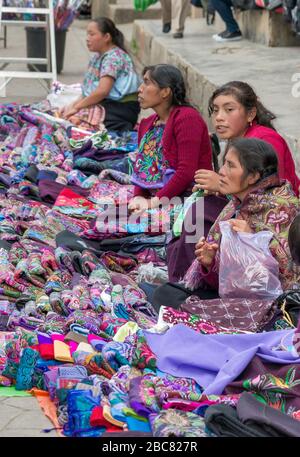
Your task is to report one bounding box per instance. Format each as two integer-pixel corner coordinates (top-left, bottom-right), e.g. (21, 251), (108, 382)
(219, 221), (283, 299)
(134, 0), (158, 11)
(47, 82), (82, 109)
(137, 262), (169, 284)
(172, 189), (204, 237)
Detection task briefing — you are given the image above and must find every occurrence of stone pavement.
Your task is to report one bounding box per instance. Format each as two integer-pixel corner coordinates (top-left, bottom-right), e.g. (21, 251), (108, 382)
(0, 396), (57, 437)
(1, 19), (89, 104)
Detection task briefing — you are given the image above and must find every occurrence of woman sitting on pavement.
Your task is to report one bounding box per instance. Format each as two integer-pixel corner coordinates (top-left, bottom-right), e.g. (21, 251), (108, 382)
(128, 64), (213, 214)
(194, 80), (300, 197)
(59, 17), (140, 131)
(143, 138), (300, 311)
(166, 80), (300, 281)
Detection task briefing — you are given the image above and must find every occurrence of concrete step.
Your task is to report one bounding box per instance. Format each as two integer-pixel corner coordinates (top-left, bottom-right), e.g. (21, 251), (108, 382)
(125, 18), (300, 171)
(108, 3), (162, 25)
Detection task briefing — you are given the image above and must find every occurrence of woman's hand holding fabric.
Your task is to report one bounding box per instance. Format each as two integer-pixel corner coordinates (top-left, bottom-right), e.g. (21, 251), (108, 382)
(229, 219), (253, 233)
(195, 236), (218, 269)
(128, 196), (149, 214)
(63, 104), (79, 119)
(58, 103), (78, 119)
(58, 105), (67, 117)
(128, 196), (162, 215)
(193, 169), (220, 194)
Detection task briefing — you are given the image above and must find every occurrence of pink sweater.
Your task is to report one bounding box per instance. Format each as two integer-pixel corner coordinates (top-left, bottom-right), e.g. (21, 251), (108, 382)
(245, 122), (300, 196)
(134, 105), (213, 199)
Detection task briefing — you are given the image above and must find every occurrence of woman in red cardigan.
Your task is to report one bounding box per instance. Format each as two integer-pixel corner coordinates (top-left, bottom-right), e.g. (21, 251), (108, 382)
(193, 81), (300, 197)
(128, 64), (213, 214)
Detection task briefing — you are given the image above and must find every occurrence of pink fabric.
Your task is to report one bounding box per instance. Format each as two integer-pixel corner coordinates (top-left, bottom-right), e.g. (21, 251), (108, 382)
(245, 122), (300, 196)
(88, 334), (106, 343)
(68, 341), (78, 354)
(134, 106), (213, 199)
(51, 333), (65, 342)
(162, 400), (206, 411)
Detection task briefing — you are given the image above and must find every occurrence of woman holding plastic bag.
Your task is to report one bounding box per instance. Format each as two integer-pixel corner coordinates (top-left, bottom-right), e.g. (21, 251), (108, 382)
(143, 137), (300, 311)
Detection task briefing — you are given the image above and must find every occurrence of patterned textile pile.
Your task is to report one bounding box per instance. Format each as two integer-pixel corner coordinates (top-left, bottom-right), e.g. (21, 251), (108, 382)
(0, 102), (300, 438)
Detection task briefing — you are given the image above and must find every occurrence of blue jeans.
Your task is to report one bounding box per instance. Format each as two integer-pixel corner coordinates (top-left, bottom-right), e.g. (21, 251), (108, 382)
(210, 0), (240, 33)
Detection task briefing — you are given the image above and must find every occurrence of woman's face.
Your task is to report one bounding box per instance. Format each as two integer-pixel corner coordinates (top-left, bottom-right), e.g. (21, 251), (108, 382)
(219, 147), (257, 197)
(211, 94), (254, 140)
(138, 71), (170, 110)
(86, 22), (110, 53)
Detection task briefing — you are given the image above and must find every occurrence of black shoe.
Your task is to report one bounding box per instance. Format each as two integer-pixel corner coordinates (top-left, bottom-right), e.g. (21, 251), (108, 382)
(162, 22), (171, 33)
(173, 32), (183, 39)
(213, 30), (242, 42)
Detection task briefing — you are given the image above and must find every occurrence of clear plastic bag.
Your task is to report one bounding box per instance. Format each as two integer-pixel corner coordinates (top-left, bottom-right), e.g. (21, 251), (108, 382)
(219, 221), (283, 299)
(172, 190), (204, 237)
(47, 82), (82, 109)
(137, 262), (169, 285)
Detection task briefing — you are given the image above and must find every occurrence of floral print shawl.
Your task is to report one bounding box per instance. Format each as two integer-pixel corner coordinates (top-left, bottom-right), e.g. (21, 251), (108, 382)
(184, 175), (300, 291)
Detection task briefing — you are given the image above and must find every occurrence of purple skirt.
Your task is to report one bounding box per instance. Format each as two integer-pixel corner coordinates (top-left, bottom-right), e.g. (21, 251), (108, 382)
(167, 195), (227, 282)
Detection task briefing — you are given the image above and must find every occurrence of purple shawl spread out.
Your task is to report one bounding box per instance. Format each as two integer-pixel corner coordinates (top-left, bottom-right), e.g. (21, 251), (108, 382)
(145, 324), (297, 395)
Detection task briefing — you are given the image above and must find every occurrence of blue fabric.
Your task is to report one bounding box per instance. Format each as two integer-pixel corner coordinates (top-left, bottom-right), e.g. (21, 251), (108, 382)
(37, 170), (58, 182)
(126, 416), (151, 432)
(138, 282), (158, 304)
(15, 348), (40, 390)
(145, 325), (298, 395)
(64, 389), (103, 437)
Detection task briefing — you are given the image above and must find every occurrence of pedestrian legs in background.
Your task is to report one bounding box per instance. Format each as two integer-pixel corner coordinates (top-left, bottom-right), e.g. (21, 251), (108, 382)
(172, 0), (191, 38)
(160, 0), (172, 33)
(210, 0), (242, 41)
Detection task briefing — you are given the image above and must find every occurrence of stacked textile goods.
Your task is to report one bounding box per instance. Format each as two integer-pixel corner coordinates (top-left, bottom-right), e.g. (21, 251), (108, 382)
(1, 102), (300, 438)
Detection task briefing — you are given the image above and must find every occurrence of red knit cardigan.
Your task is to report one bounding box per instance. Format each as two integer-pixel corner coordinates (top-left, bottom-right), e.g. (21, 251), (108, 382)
(245, 122), (300, 196)
(133, 105), (213, 200)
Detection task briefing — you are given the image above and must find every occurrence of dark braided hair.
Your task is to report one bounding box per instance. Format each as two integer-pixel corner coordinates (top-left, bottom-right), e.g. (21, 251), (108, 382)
(93, 17), (127, 53)
(142, 64), (191, 106)
(208, 81), (276, 130)
(224, 137), (278, 182)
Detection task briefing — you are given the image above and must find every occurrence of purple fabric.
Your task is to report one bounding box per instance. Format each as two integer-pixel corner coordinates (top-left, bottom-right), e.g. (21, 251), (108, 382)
(73, 146), (127, 161)
(70, 273), (84, 288)
(72, 140), (93, 156)
(37, 170), (58, 182)
(110, 272), (136, 287)
(0, 173), (12, 187)
(44, 367), (60, 400)
(225, 355), (300, 415)
(129, 377), (155, 418)
(167, 195), (227, 282)
(38, 180), (90, 204)
(145, 325), (298, 395)
(38, 332), (52, 345)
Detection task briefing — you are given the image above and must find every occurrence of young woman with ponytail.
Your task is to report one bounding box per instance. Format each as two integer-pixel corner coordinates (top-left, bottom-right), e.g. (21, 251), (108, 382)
(128, 64), (213, 213)
(194, 81), (300, 196)
(59, 17), (140, 131)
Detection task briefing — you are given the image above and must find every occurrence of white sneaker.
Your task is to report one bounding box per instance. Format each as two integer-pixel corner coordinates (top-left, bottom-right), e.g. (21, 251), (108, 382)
(213, 30), (243, 42)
